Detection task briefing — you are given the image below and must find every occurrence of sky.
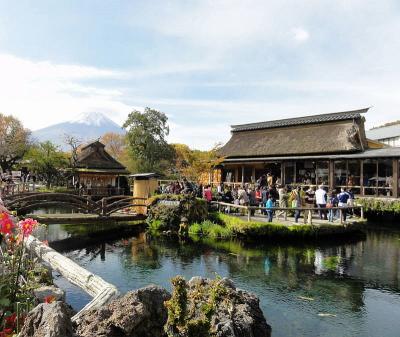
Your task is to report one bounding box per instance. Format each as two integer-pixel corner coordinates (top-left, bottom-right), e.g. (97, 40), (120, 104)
(0, 0), (400, 149)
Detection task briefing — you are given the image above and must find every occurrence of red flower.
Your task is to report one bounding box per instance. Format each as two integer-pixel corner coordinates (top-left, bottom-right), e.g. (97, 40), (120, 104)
(2, 328), (13, 336)
(4, 313), (16, 329)
(0, 213), (14, 235)
(18, 218), (38, 237)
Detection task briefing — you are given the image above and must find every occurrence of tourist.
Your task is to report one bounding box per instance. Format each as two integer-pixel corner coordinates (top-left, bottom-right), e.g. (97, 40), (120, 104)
(315, 185), (328, 220)
(197, 184), (203, 198)
(338, 188), (350, 222)
(265, 195), (274, 222)
(267, 173), (273, 187)
(327, 190), (338, 222)
(203, 185), (213, 203)
(304, 186), (315, 224)
(290, 186), (302, 223)
(347, 188), (355, 217)
(257, 174), (266, 188)
(261, 186), (269, 214)
(238, 185), (249, 206)
(249, 188), (257, 215)
(276, 185), (288, 220)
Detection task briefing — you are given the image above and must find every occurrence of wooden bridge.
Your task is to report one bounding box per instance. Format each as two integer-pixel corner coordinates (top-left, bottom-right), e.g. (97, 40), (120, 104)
(3, 192), (147, 217)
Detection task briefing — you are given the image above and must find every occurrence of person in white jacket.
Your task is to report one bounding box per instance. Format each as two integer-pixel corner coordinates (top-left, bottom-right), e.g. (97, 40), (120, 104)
(315, 185), (327, 220)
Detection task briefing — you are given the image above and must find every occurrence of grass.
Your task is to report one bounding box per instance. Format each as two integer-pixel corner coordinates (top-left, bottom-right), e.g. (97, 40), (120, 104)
(189, 220), (231, 238)
(187, 212), (364, 240)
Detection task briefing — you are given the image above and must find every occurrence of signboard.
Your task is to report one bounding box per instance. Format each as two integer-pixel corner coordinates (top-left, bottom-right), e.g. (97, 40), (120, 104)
(158, 200), (181, 207)
(11, 171), (22, 178)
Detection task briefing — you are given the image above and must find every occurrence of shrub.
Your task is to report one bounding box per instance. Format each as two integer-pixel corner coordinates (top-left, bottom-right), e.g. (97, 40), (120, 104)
(147, 194), (208, 232)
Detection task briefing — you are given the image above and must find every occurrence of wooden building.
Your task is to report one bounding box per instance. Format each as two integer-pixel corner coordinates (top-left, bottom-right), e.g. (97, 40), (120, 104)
(74, 141), (129, 196)
(218, 108), (400, 198)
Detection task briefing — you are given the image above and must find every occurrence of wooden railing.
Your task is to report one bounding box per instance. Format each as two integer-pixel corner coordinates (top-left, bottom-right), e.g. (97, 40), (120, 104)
(1, 182), (36, 196)
(211, 201), (364, 225)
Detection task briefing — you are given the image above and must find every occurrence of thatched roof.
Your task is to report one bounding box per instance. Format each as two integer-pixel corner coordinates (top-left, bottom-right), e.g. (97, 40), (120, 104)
(220, 109), (368, 158)
(76, 141), (127, 172)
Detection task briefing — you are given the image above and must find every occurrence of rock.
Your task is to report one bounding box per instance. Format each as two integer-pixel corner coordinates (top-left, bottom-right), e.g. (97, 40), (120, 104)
(34, 285), (65, 303)
(19, 301), (73, 337)
(187, 278), (271, 337)
(76, 284), (171, 337)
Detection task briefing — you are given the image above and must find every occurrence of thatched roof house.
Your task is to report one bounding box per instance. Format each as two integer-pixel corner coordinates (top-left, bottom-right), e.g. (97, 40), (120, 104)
(74, 141), (128, 196)
(217, 108), (400, 198)
(76, 141), (127, 172)
(219, 108), (369, 158)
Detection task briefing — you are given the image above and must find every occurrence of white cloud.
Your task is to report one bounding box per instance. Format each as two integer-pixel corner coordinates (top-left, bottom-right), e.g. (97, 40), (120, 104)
(0, 53), (133, 130)
(292, 27), (310, 43)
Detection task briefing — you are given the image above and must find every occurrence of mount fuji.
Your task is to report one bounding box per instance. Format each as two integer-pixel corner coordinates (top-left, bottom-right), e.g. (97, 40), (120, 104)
(32, 112), (125, 150)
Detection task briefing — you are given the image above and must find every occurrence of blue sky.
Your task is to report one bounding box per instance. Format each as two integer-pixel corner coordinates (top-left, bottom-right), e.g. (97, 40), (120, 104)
(0, 0), (400, 149)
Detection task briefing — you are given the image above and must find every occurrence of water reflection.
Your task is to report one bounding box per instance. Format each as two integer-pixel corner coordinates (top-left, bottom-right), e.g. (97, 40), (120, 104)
(47, 225), (400, 337)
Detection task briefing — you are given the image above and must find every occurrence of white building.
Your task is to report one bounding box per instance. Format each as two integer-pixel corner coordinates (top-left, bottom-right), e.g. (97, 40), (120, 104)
(366, 123), (400, 147)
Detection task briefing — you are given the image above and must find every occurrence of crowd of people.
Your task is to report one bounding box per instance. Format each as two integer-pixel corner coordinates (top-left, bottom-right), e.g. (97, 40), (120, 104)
(157, 174), (356, 224)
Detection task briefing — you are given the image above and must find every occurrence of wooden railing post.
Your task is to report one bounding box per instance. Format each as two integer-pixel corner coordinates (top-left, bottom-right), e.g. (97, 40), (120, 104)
(284, 209), (287, 221)
(307, 208), (313, 225)
(339, 208), (343, 224)
(360, 206), (364, 220)
(101, 198), (108, 216)
(247, 206), (251, 222)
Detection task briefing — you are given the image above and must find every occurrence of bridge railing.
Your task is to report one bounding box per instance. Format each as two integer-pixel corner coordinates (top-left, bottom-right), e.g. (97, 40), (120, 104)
(1, 182), (37, 196)
(211, 201), (364, 224)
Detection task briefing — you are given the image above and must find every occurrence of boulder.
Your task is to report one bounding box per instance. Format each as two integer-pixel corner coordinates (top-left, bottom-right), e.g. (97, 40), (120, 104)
(19, 301), (73, 337)
(185, 277), (271, 337)
(76, 284), (171, 337)
(34, 285), (65, 303)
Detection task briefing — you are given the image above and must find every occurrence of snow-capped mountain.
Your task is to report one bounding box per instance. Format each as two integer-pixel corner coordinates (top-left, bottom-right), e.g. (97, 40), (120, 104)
(32, 112), (125, 150)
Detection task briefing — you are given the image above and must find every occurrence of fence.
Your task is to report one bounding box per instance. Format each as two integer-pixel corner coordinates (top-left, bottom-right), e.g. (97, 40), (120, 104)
(211, 201), (364, 225)
(1, 182), (36, 196)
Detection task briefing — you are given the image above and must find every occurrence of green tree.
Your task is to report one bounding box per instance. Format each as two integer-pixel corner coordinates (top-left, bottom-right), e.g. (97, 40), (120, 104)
(171, 143), (224, 182)
(123, 107), (174, 173)
(25, 141), (68, 188)
(0, 113), (31, 172)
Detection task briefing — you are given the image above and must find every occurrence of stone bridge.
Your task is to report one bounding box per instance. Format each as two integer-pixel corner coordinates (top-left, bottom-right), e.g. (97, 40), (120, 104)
(3, 192), (147, 216)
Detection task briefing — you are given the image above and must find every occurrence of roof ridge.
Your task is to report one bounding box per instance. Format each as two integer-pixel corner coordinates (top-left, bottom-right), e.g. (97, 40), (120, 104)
(231, 107), (369, 132)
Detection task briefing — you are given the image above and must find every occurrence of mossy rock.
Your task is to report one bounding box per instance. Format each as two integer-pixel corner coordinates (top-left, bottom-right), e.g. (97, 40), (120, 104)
(147, 194), (208, 231)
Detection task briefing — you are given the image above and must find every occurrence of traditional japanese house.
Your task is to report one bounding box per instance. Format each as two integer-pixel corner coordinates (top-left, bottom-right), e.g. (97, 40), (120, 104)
(74, 140), (129, 196)
(218, 108), (400, 197)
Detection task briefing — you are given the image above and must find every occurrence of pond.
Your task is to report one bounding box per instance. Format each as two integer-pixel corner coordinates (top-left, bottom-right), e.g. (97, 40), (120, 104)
(41, 223), (400, 337)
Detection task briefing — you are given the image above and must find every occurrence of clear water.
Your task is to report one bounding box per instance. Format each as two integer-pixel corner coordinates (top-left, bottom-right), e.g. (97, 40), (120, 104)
(41, 223), (400, 337)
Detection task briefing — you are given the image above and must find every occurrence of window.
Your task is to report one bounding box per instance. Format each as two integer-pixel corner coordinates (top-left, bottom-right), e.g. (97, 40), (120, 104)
(316, 161), (329, 186)
(334, 161), (347, 187)
(363, 159), (378, 196)
(378, 159), (393, 197)
(284, 162), (295, 185)
(296, 161), (315, 185)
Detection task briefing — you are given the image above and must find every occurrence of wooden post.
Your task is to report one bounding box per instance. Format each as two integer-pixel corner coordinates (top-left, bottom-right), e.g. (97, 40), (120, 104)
(284, 210), (287, 221)
(393, 159), (399, 198)
(360, 160), (364, 196)
(329, 160), (334, 190)
(251, 167), (256, 184)
(247, 207), (251, 222)
(307, 208), (313, 225)
(101, 198), (107, 216)
(241, 165), (245, 185)
(339, 208), (343, 224)
(360, 206), (364, 220)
